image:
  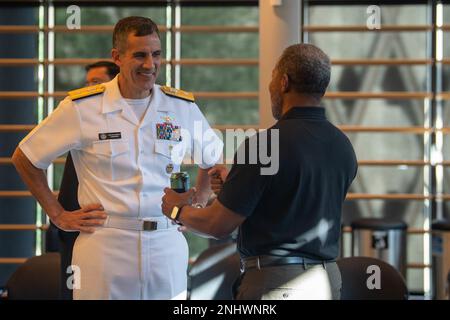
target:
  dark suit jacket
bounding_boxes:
[54,152,80,300]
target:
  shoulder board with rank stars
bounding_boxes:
[68,84,105,101]
[160,86,195,103]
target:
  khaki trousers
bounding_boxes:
[235,262,341,300]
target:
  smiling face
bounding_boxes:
[112,32,161,99]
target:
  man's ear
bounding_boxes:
[111,48,121,67]
[281,73,289,93]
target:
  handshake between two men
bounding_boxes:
[161,165,229,232]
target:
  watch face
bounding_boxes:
[170,206,179,220]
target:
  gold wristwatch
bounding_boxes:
[170,206,183,225]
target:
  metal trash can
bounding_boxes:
[351,218,407,278]
[431,220,450,300]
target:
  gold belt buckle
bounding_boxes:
[143,221,157,231]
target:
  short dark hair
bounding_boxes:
[276,43,331,100]
[113,16,160,52]
[85,61,120,79]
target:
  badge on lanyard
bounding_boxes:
[156,116,182,142]
[166,145,174,174]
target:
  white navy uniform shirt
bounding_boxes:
[19,75,223,218]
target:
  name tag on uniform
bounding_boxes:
[98,132,122,141]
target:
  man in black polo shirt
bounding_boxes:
[161,44,357,300]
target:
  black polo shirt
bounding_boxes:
[218,107,357,260]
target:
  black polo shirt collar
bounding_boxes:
[280,106,326,121]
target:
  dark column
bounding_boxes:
[0,6,38,287]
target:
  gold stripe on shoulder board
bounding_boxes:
[160,86,195,103]
[68,84,105,101]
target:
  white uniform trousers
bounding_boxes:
[71,224,188,300]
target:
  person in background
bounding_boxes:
[84,61,120,87]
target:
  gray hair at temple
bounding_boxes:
[276,43,331,100]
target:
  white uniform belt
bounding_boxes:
[103,215,175,231]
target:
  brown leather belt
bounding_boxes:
[240,255,333,272]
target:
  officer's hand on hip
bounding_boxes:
[208,165,228,195]
[161,187,196,216]
[52,203,107,233]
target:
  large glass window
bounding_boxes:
[305,1,434,295]
[0,5,40,288]
[3,1,449,297]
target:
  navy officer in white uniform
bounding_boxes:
[12,16,223,300]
